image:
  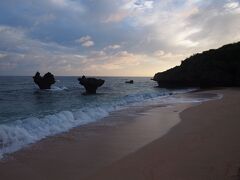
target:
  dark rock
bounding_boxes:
[33,72,56,89]
[78,76,105,94]
[125,80,134,84]
[153,42,240,88]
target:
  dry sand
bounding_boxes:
[87,88,240,180]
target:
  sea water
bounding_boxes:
[0,76,193,158]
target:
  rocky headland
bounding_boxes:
[153,42,240,88]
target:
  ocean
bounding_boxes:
[0,76,194,158]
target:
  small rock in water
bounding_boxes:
[125,80,134,84]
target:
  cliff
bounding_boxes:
[153,42,240,88]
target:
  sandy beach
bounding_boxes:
[87,88,240,180]
[0,89,239,180]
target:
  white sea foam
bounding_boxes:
[153,92,223,104]
[0,107,111,158]
[50,86,68,91]
[0,88,220,159]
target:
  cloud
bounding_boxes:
[104,44,121,50]
[185,0,240,50]
[0,0,240,76]
[109,44,121,49]
[77,36,91,43]
[103,0,154,23]
[153,50,165,57]
[81,41,94,47]
[224,0,239,9]
[49,0,85,12]
[82,50,149,76]
[0,53,7,59]
[153,50,187,62]
[0,25,86,75]
[75,35,95,47]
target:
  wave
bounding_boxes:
[0,88,197,159]
[50,86,68,91]
[0,107,111,159]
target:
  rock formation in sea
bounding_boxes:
[33,72,56,89]
[78,76,105,94]
[125,80,134,84]
[153,42,240,88]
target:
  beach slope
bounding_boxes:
[88,88,240,180]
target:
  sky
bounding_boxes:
[0,0,240,76]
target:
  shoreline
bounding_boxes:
[0,87,195,159]
[0,90,221,179]
[87,88,240,180]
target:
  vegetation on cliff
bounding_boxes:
[153,42,240,87]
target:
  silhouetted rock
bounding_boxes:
[33,72,56,89]
[153,42,240,88]
[125,80,134,84]
[78,76,105,94]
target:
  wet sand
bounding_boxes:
[87,88,240,180]
[0,90,226,180]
